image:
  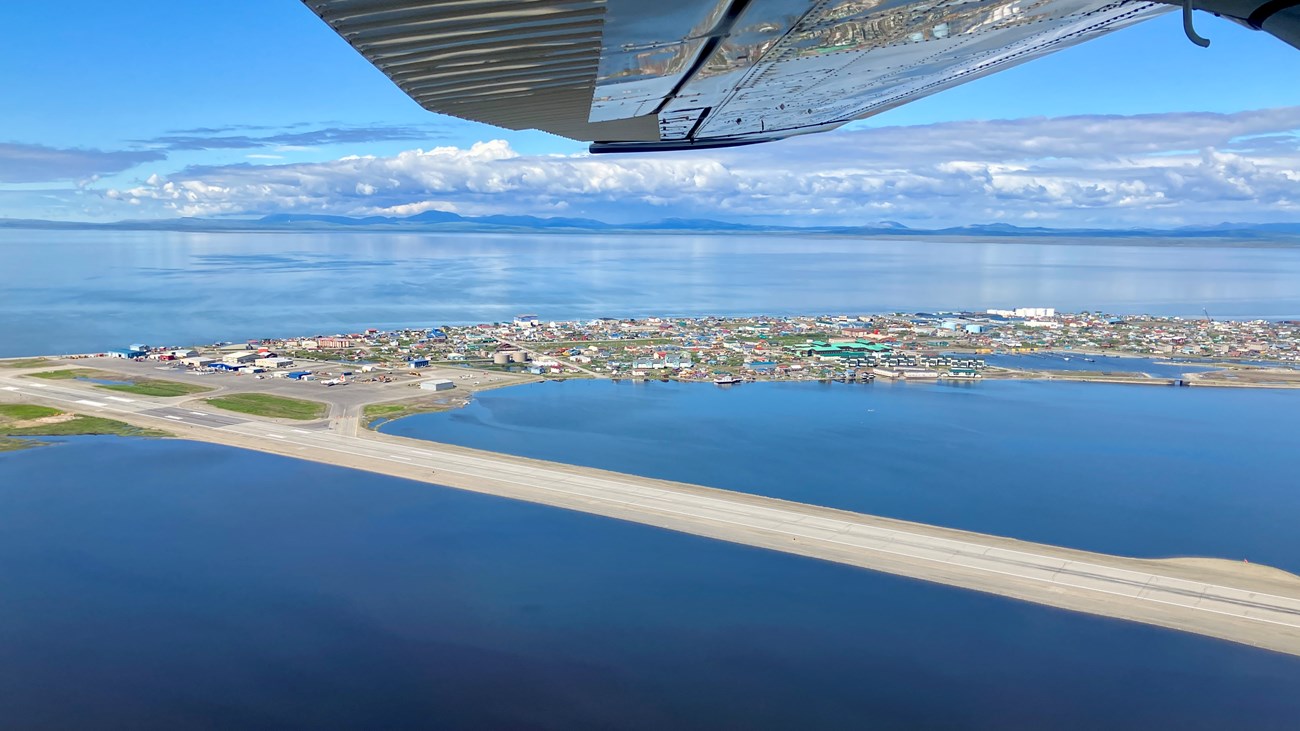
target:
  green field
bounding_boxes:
[99,380,211,397]
[204,393,327,420]
[0,403,169,451]
[0,358,50,369]
[26,368,211,396]
[363,403,408,420]
[362,401,452,428]
[0,404,61,420]
[27,368,92,379]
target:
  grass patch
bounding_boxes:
[25,368,211,396]
[364,403,408,419]
[205,393,327,420]
[99,380,211,397]
[0,404,169,451]
[540,371,594,380]
[0,404,61,420]
[362,401,454,428]
[26,368,93,379]
[0,358,50,369]
[1,415,169,438]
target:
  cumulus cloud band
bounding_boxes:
[101,107,1300,226]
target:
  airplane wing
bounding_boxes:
[302,0,1299,153]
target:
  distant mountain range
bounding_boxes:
[4,211,1300,240]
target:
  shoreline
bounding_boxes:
[6,351,1300,446]
[4,374,1300,658]
[367,365,1300,433]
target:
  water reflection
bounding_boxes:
[2,229,1299,356]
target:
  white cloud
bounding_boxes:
[100,107,1300,227]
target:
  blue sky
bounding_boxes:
[2,2,1297,226]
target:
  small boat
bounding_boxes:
[713,375,744,385]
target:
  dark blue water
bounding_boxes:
[981,353,1224,377]
[383,379,1300,572]
[6,229,1300,727]
[5,229,1300,356]
[2,437,1299,729]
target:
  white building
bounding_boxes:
[255,356,293,369]
[419,379,456,391]
[1014,307,1056,318]
[222,352,258,364]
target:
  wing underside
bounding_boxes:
[303,0,1174,150]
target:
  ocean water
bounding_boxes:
[2,436,1299,730]
[382,379,1300,572]
[5,229,1300,727]
[5,228,1300,356]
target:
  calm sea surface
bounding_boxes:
[382,379,1300,572]
[3,436,1299,730]
[4,228,1300,356]
[4,229,1300,727]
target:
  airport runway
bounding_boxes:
[5,373,1300,657]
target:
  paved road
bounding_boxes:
[5,372,1300,657]
[140,406,247,428]
[495,337,605,378]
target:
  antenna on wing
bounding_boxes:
[1183,0,1212,47]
